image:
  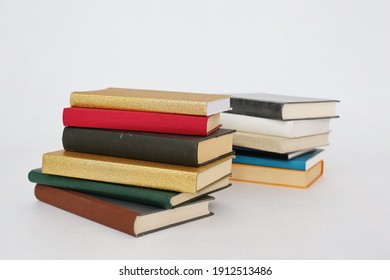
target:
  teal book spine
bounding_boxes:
[233,149,324,170]
[28,168,175,209]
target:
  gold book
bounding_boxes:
[42,150,233,194]
[70,88,231,116]
[231,160,324,189]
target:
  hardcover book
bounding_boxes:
[29,168,231,209]
[70,87,231,116]
[34,184,214,237]
[62,127,235,167]
[233,146,315,160]
[233,132,329,154]
[231,161,324,188]
[233,149,324,171]
[42,150,233,194]
[228,93,339,120]
[221,112,330,138]
[63,107,221,136]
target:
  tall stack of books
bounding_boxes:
[221,93,339,188]
[28,88,235,237]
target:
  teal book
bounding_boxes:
[28,168,231,209]
[233,149,324,171]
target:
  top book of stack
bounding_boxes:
[228,93,339,120]
[70,88,231,116]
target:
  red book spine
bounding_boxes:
[63,107,214,135]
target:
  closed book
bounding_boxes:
[29,168,231,209]
[233,132,329,154]
[70,87,231,116]
[63,107,221,136]
[229,93,339,120]
[233,149,324,171]
[62,127,235,167]
[233,146,315,160]
[221,112,330,138]
[42,150,233,194]
[231,160,324,189]
[34,184,214,237]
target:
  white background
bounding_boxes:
[0,0,389,259]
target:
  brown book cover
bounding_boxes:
[34,184,214,237]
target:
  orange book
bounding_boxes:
[231,160,324,189]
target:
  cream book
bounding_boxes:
[42,150,233,194]
[231,160,324,189]
[233,132,329,153]
[70,87,231,116]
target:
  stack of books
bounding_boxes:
[28,88,235,237]
[221,93,339,188]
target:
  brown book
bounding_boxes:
[34,184,214,237]
[231,160,324,189]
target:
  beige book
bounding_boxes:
[70,87,231,116]
[233,132,329,153]
[231,161,324,189]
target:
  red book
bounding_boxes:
[63,107,221,136]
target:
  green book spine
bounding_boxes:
[28,168,175,209]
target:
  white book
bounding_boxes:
[221,113,330,138]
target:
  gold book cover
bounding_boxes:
[70,87,231,116]
[42,150,233,193]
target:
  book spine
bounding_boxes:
[70,93,208,116]
[28,169,174,209]
[62,127,200,166]
[63,108,209,136]
[34,184,138,236]
[230,98,284,119]
[42,152,198,193]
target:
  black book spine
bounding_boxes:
[229,97,284,119]
[62,127,199,166]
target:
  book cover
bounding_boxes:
[70,87,231,116]
[42,150,233,193]
[63,107,221,136]
[233,149,324,171]
[62,127,235,167]
[221,112,330,138]
[29,168,231,209]
[228,93,339,120]
[231,160,324,188]
[233,132,329,153]
[34,184,214,237]
[233,146,315,160]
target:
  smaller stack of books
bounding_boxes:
[221,93,339,188]
[29,88,235,236]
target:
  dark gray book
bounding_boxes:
[62,127,235,167]
[228,93,339,120]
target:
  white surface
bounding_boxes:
[0,0,389,259]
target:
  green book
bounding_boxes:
[28,168,231,209]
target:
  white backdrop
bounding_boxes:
[0,0,389,259]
